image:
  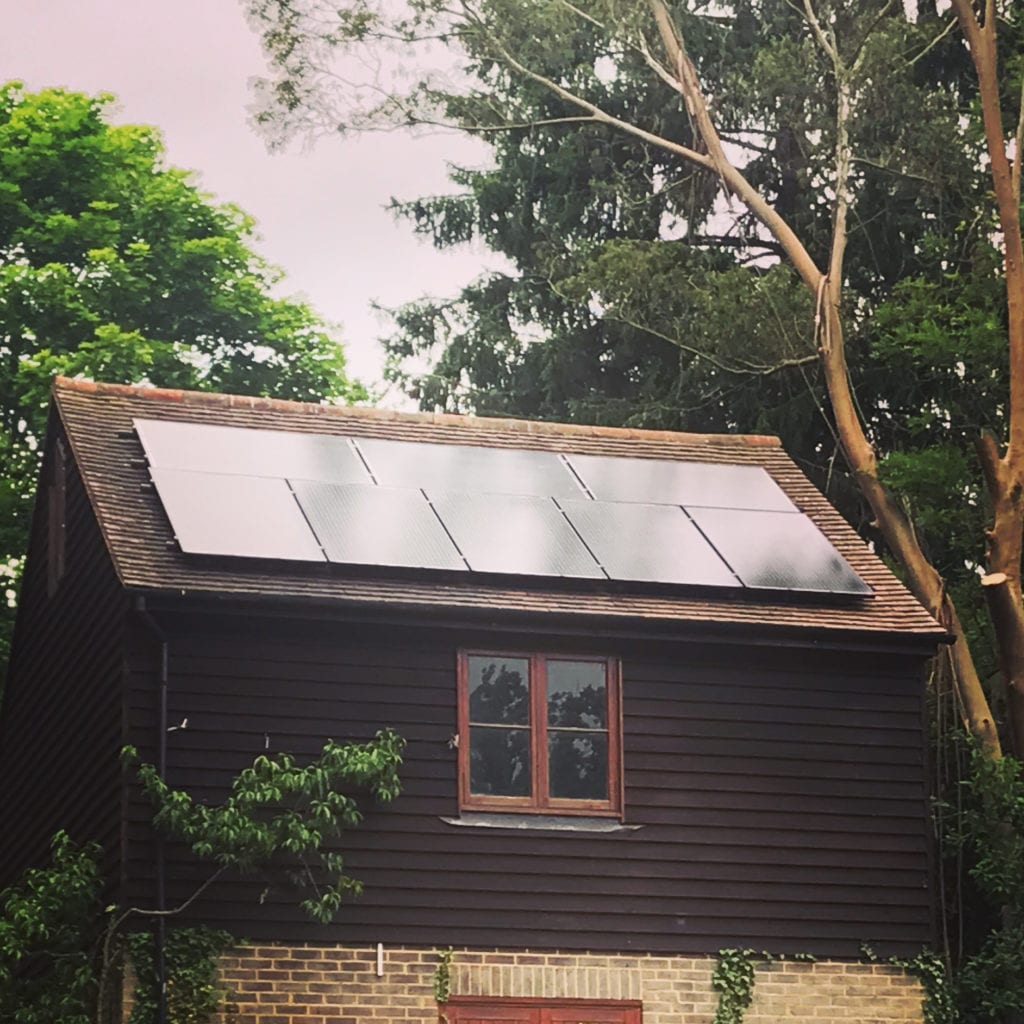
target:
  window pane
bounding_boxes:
[469,727,531,796]
[548,731,608,800]
[468,656,530,725]
[547,661,607,728]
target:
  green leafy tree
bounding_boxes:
[0,831,99,1024]
[950,747,1024,1023]
[0,731,404,1023]
[0,82,366,669]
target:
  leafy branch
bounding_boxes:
[1,732,405,1023]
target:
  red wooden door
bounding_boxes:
[547,1008,641,1024]
[446,1007,534,1024]
[444,1000,641,1024]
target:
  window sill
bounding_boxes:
[441,812,642,833]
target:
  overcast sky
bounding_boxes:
[3,0,496,397]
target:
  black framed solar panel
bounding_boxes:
[148,468,325,561]
[686,506,871,595]
[134,418,370,484]
[567,453,796,512]
[357,437,585,499]
[138,415,871,597]
[560,498,739,587]
[290,480,466,571]
[428,491,604,578]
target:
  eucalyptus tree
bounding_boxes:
[244,0,1018,756]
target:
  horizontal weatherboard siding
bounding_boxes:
[0,427,127,891]
[123,609,931,958]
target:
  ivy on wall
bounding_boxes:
[711,949,757,1024]
[126,927,235,1024]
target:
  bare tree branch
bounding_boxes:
[469,13,717,173]
[600,313,818,377]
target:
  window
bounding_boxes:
[444,998,640,1023]
[457,651,622,816]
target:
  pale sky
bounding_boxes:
[2,0,497,396]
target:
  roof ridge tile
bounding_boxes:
[52,376,781,448]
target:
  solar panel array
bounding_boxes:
[135,418,872,597]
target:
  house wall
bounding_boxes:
[124,606,933,959]
[0,419,128,888]
[208,943,924,1024]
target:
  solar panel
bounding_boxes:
[567,453,795,511]
[357,437,584,499]
[149,468,325,561]
[135,419,370,484]
[136,415,870,600]
[428,491,603,578]
[290,480,466,571]
[686,507,871,595]
[561,499,738,587]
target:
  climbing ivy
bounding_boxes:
[433,946,454,1003]
[710,948,757,1024]
[862,945,955,1024]
[897,951,956,1024]
[126,927,235,1024]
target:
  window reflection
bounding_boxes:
[467,656,531,797]
[547,660,606,728]
[548,732,608,800]
[469,726,531,796]
[547,661,608,799]
[468,656,529,725]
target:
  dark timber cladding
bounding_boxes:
[0,417,128,890]
[123,607,932,958]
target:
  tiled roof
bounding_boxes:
[53,377,946,642]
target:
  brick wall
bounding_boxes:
[211,945,924,1024]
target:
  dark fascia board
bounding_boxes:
[131,585,951,659]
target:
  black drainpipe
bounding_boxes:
[134,597,169,1024]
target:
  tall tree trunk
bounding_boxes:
[649,0,1003,757]
[953,0,1024,759]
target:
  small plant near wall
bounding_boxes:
[0,730,405,1023]
[0,831,99,1024]
[126,927,235,1024]
[710,948,757,1024]
[434,946,455,1003]
[710,949,820,1024]
[862,945,955,1024]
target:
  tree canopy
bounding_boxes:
[244,1,994,553]
[0,83,365,664]
[377,2,977,437]
[241,0,1015,740]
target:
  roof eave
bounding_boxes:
[129,583,951,655]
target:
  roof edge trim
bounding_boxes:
[130,585,952,650]
[52,376,782,448]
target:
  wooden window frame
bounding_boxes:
[442,996,642,1023]
[457,649,623,818]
